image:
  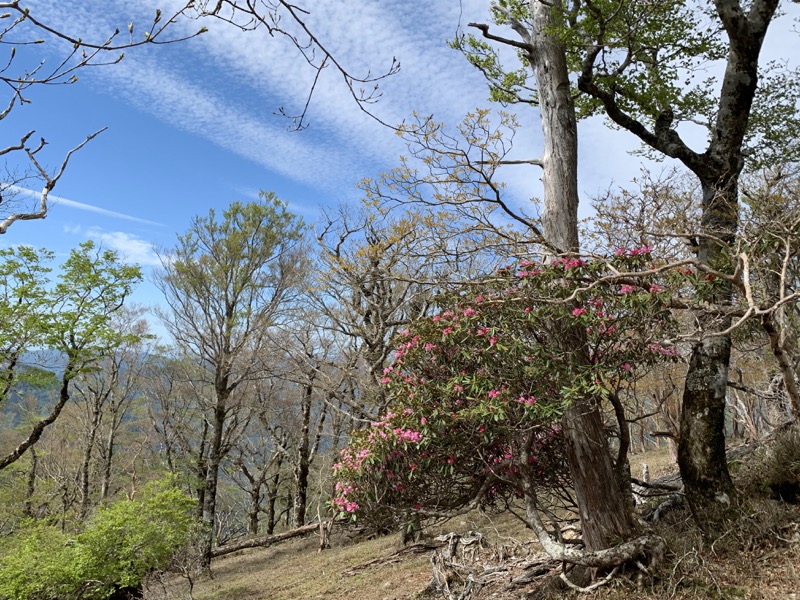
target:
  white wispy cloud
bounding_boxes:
[21,0,502,199]
[6,186,164,226]
[66,225,161,266]
[27,0,796,223]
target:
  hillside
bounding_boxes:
[145,503,800,600]
[144,444,800,600]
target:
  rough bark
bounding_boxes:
[266,459,283,535]
[528,0,579,256]
[247,485,261,536]
[293,382,314,527]
[79,405,102,518]
[200,388,228,571]
[100,422,115,501]
[195,420,209,521]
[526,0,634,550]
[24,448,37,518]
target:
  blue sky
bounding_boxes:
[1,0,798,324]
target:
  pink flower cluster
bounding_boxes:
[332,447,371,472]
[647,343,681,357]
[615,245,653,257]
[332,482,360,513]
[554,257,586,270]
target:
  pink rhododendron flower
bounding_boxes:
[630,244,653,256]
[572,307,587,317]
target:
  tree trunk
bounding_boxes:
[248,485,261,536]
[100,422,115,501]
[678,179,738,526]
[293,382,313,527]
[195,420,209,521]
[79,403,102,518]
[210,522,321,558]
[24,448,37,518]
[266,461,282,535]
[527,0,634,550]
[200,394,228,571]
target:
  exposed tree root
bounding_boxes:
[424,530,666,599]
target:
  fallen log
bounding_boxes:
[211,522,323,558]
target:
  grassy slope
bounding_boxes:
[150,444,800,600]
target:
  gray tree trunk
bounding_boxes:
[528,0,634,551]
[200,391,228,571]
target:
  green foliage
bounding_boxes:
[162,192,306,355]
[0,524,75,600]
[456,1,799,167]
[50,241,143,370]
[0,479,197,600]
[75,479,197,596]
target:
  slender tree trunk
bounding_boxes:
[200,393,228,571]
[266,459,283,535]
[79,403,102,518]
[248,485,261,536]
[293,383,313,527]
[195,420,209,520]
[24,448,37,518]
[527,0,634,550]
[760,256,800,416]
[100,422,116,501]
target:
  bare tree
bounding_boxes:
[0,2,204,232]
[71,308,153,516]
[156,193,306,570]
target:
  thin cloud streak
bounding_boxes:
[7,186,164,226]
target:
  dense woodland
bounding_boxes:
[1,1,800,599]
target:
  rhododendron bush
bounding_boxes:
[333,249,681,530]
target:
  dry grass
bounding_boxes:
[150,533,431,600]
[629,444,676,480]
[147,445,800,600]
